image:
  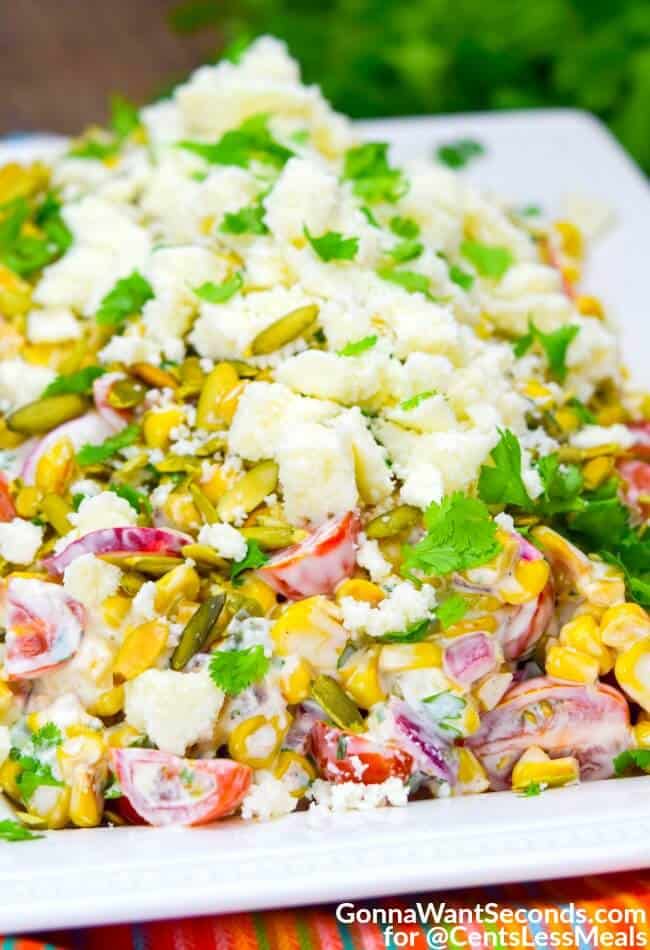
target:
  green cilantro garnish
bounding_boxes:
[43,365,105,398]
[109,94,140,139]
[567,397,596,425]
[519,781,544,797]
[436,593,469,629]
[400,390,436,411]
[514,319,580,383]
[96,271,154,327]
[103,777,122,799]
[478,428,533,509]
[290,129,310,146]
[338,335,378,357]
[304,226,359,262]
[461,239,513,279]
[436,139,485,169]
[388,239,423,264]
[377,267,431,297]
[76,423,140,466]
[9,751,64,803]
[110,482,152,516]
[449,263,474,291]
[220,33,253,64]
[0,194,71,277]
[613,748,650,776]
[360,205,380,227]
[535,453,584,516]
[31,722,63,750]
[34,192,73,256]
[342,142,407,204]
[230,539,269,585]
[402,492,502,578]
[519,205,542,217]
[220,197,269,235]
[209,644,270,695]
[69,140,119,161]
[194,272,243,303]
[0,820,43,842]
[375,618,433,643]
[422,691,466,736]
[180,113,293,169]
[389,216,420,239]
[71,492,86,511]
[69,94,139,161]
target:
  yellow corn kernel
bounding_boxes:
[273,750,316,796]
[379,642,442,674]
[0,417,26,448]
[634,721,650,749]
[443,615,498,639]
[336,578,385,606]
[196,363,243,429]
[228,715,285,768]
[559,614,613,675]
[600,603,650,651]
[0,263,32,317]
[511,746,579,790]
[278,657,313,704]
[545,643,599,684]
[339,647,386,709]
[474,316,493,340]
[455,747,489,795]
[102,594,131,629]
[69,769,104,828]
[0,757,22,801]
[154,563,200,615]
[237,575,277,615]
[200,465,237,503]
[87,684,124,718]
[597,404,627,426]
[561,262,581,286]
[142,406,185,449]
[615,637,650,711]
[106,723,141,748]
[0,680,15,722]
[576,294,604,318]
[14,485,41,519]
[582,455,615,491]
[112,620,169,683]
[271,596,346,671]
[501,558,550,605]
[555,220,583,259]
[34,436,75,495]
[162,491,201,532]
[554,407,580,434]
[476,672,513,711]
[28,785,71,830]
[522,379,554,407]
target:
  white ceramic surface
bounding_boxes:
[1,111,649,934]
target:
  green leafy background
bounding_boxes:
[167,0,650,174]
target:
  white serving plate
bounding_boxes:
[1,110,650,934]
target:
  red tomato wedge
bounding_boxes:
[309,720,413,785]
[466,676,632,790]
[259,511,360,599]
[43,526,191,576]
[0,474,15,522]
[617,459,650,519]
[626,421,650,460]
[110,749,252,827]
[5,577,84,679]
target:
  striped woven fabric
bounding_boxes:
[6,870,650,949]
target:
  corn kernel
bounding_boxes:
[522,380,554,407]
[336,578,385,606]
[476,672,513,711]
[35,437,75,495]
[278,657,313,704]
[142,406,185,449]
[582,455,615,491]
[576,294,604,319]
[271,597,345,671]
[102,595,131,629]
[561,262,581,286]
[443,615,498,639]
[69,770,103,828]
[0,757,22,801]
[14,485,41,519]
[511,746,579,790]
[615,637,650,711]
[30,785,71,830]
[200,465,236,503]
[339,647,385,709]
[455,747,489,795]
[545,643,599,684]
[559,614,613,675]
[379,642,442,673]
[500,558,550,605]
[0,680,15,722]
[237,576,277,615]
[162,491,201,532]
[112,620,169,683]
[154,563,200,614]
[0,262,32,317]
[634,721,650,749]
[554,407,580,434]
[555,220,583,259]
[87,684,124,718]
[228,715,285,768]
[600,603,650,651]
[106,723,141,748]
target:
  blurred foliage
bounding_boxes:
[168,0,650,172]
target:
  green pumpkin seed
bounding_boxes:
[189,484,219,524]
[40,494,73,535]
[250,305,319,355]
[311,674,363,731]
[227,360,259,378]
[100,554,184,576]
[181,543,227,569]
[154,455,201,474]
[176,357,205,398]
[120,571,146,595]
[225,592,265,618]
[366,505,420,539]
[106,379,146,410]
[194,436,227,457]
[217,460,278,523]
[241,524,295,549]
[171,593,225,670]
[7,394,88,435]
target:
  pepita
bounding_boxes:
[106,378,146,410]
[131,362,178,389]
[227,360,259,378]
[196,362,242,430]
[366,505,420,539]
[217,460,278,523]
[189,483,219,524]
[154,455,201,474]
[40,494,73,535]
[250,304,319,355]
[241,524,295,549]
[99,554,184,576]
[7,394,88,435]
[170,593,225,670]
[181,543,228,570]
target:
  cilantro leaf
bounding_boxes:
[338,335,377,357]
[388,239,423,264]
[519,782,544,797]
[567,397,596,425]
[570,495,630,550]
[390,216,419,239]
[535,453,583,516]
[461,239,513,279]
[96,271,154,327]
[304,226,358,262]
[0,820,43,842]
[31,722,63,750]
[110,482,152,516]
[402,492,502,578]
[422,691,466,736]
[194,272,243,303]
[613,748,650,776]
[449,263,474,291]
[514,319,580,383]
[69,139,119,161]
[208,644,270,695]
[342,142,407,204]
[0,194,71,277]
[436,593,469,629]
[230,539,269,585]
[180,113,293,169]
[478,429,532,509]
[43,365,105,397]
[76,424,140,466]
[110,94,140,139]
[377,267,431,297]
[519,205,542,217]
[375,618,433,643]
[400,390,436,411]
[436,139,485,169]
[34,192,73,256]
[220,198,268,235]
[13,755,64,803]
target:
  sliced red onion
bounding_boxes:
[388,698,457,785]
[21,411,115,485]
[283,701,326,755]
[443,631,498,687]
[93,372,130,431]
[43,525,191,575]
[499,580,554,661]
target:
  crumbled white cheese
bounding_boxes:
[240,770,298,821]
[571,423,634,450]
[27,307,81,343]
[340,581,436,639]
[308,777,408,814]
[355,533,392,582]
[124,669,224,755]
[129,581,158,623]
[0,359,55,411]
[68,491,139,537]
[198,522,247,561]
[63,553,122,608]
[0,725,10,767]
[0,518,43,565]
